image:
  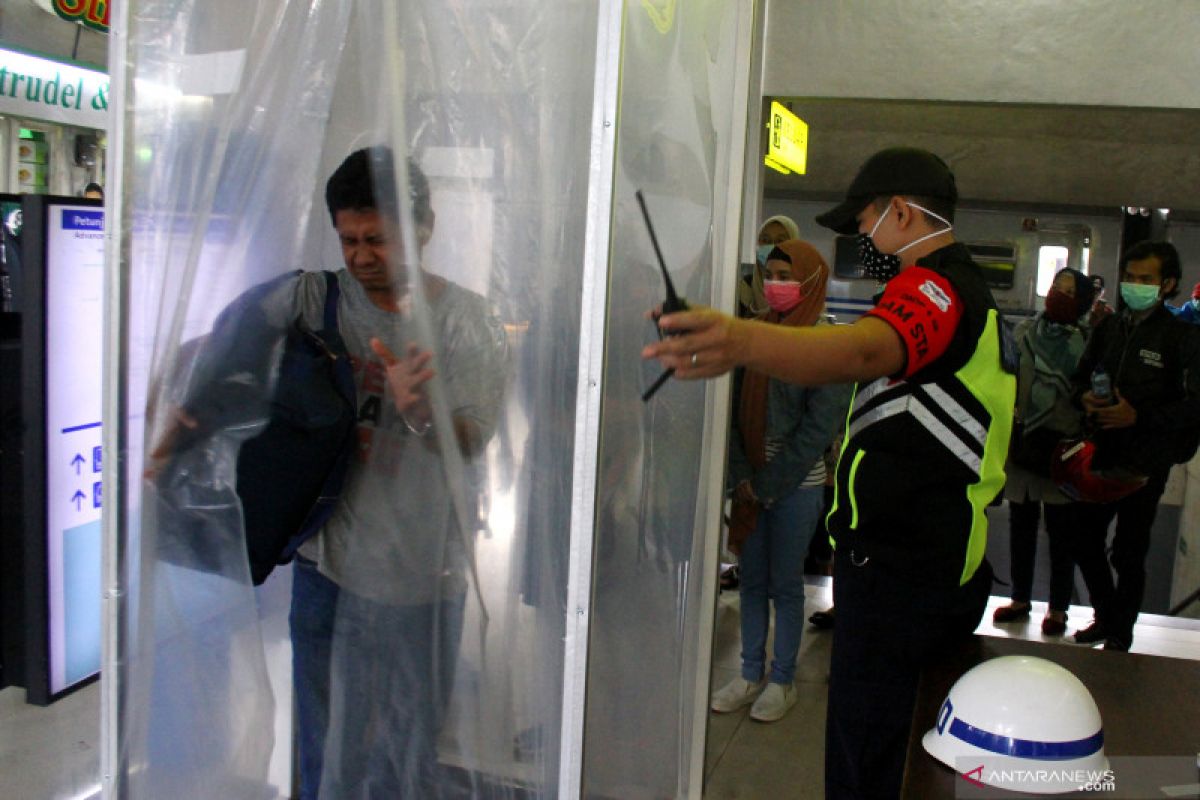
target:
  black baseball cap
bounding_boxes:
[815,147,958,235]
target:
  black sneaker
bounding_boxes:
[1102,636,1131,652]
[992,602,1032,624]
[720,566,740,591]
[809,609,835,630]
[1072,621,1106,645]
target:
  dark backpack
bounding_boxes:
[156,271,356,584]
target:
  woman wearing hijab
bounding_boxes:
[712,239,851,722]
[993,268,1095,635]
[737,215,801,318]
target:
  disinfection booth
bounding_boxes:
[101,1,761,797]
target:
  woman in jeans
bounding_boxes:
[711,239,850,722]
[993,267,1094,635]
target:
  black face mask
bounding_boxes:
[856,233,901,281]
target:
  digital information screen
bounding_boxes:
[43,205,104,696]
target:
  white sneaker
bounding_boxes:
[710,677,765,713]
[750,681,797,722]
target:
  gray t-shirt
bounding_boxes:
[280,269,508,604]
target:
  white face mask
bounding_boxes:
[867,204,891,241]
[893,201,953,255]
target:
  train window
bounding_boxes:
[1037,245,1069,296]
[835,236,1018,289]
[966,242,1016,290]
[832,235,865,279]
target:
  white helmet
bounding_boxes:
[922,655,1110,795]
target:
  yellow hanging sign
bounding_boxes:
[764,101,808,176]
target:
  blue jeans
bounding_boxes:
[739,485,822,685]
[320,588,465,799]
[290,556,340,800]
[291,556,466,799]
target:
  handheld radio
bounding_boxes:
[636,189,689,402]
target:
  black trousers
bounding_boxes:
[1007,499,1075,611]
[824,548,991,799]
[1070,467,1169,644]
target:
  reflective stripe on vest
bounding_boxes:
[828,309,1016,585]
[847,383,988,475]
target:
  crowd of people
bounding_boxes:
[648,147,1200,797]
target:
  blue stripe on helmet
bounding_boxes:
[949,718,1104,760]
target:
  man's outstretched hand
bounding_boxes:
[641,306,745,379]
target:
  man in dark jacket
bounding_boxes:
[1070,240,1200,651]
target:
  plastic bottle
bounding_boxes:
[1091,365,1112,404]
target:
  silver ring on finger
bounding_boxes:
[690,353,699,368]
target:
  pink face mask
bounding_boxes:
[763,279,803,313]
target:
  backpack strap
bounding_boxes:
[322,270,340,331]
[276,271,356,566]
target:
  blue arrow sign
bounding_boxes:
[71,490,86,511]
[71,453,85,475]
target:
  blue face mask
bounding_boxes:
[756,243,775,266]
[1119,281,1160,311]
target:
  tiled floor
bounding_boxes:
[703,586,831,799]
[0,680,100,800]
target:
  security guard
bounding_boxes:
[643,148,1015,798]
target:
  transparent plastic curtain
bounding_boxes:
[115,0,599,799]
[581,2,743,797]
[307,2,598,797]
[116,1,353,797]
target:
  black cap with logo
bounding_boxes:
[815,147,958,235]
